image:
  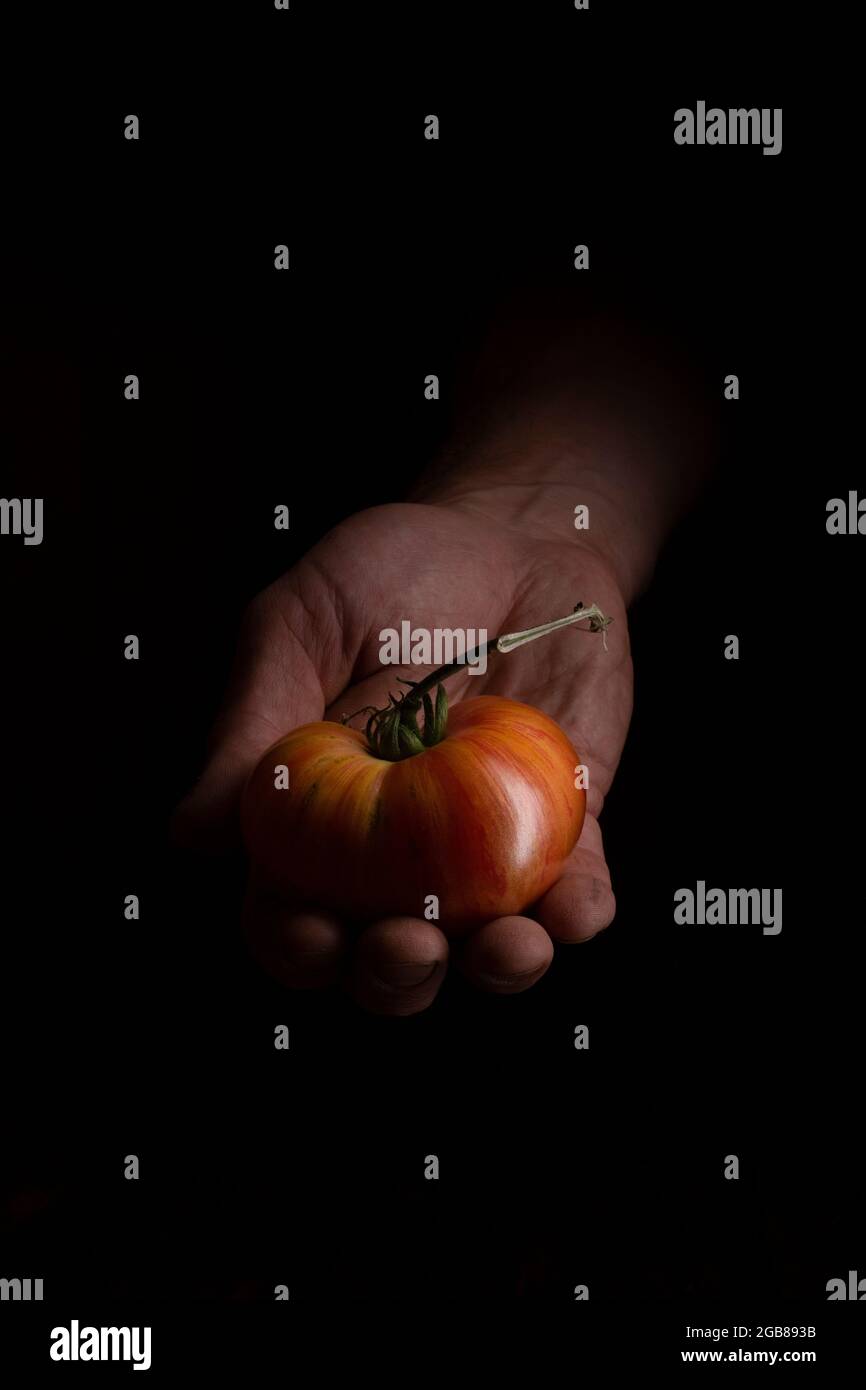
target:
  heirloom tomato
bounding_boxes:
[240,694,584,934]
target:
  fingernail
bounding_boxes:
[373,961,440,988]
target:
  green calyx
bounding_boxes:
[339,600,614,764]
[345,680,449,762]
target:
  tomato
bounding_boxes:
[240,694,585,933]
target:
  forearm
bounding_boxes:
[412,292,715,604]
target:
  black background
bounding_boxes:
[2,0,863,1353]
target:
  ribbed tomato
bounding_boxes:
[240,694,585,933]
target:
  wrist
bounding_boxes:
[413,439,667,606]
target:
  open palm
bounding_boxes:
[172,500,633,1014]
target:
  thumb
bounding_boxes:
[170,592,325,852]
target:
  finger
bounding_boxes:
[350,917,449,1017]
[242,879,348,989]
[456,915,554,994]
[171,591,324,851]
[533,812,616,943]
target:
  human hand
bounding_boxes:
[171,493,632,1014]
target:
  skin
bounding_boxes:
[172,297,712,1014]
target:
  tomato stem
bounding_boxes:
[343,601,612,761]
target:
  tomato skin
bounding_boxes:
[240,695,585,934]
